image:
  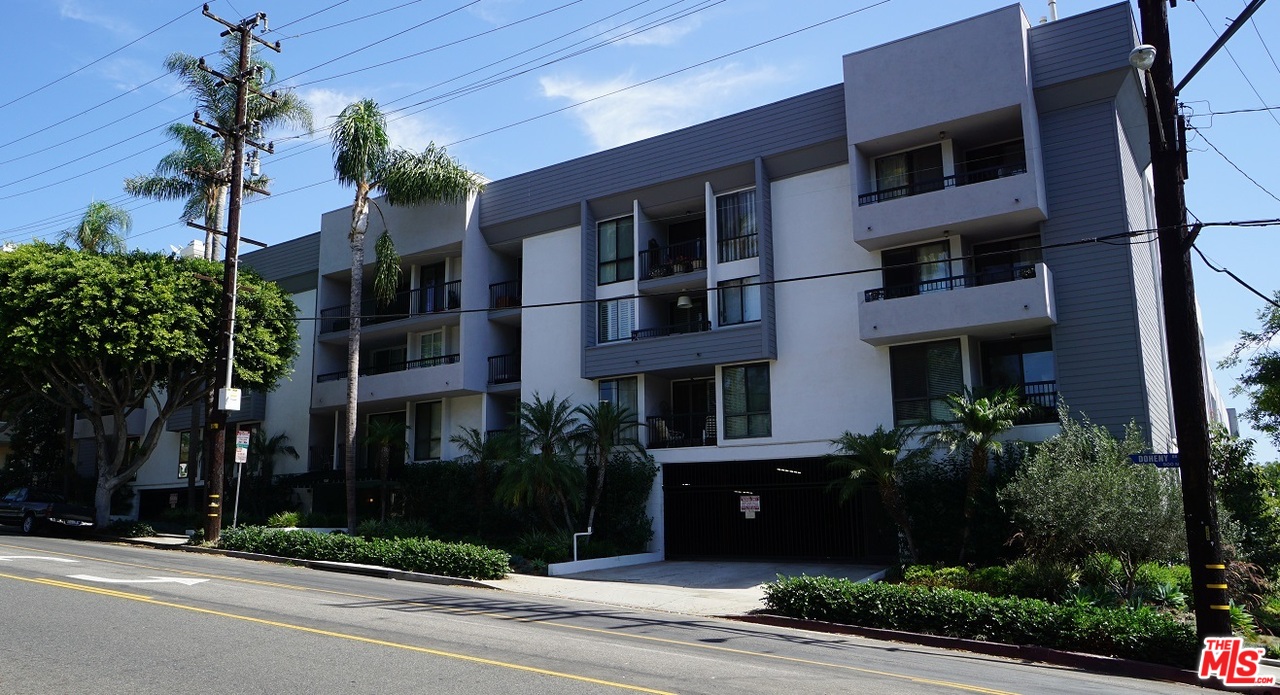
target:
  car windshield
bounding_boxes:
[28,490,68,503]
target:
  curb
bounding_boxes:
[725,614,1236,692]
[121,539,498,590]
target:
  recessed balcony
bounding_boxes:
[859,262,1056,346]
[319,280,461,334]
[646,413,716,449]
[311,354,464,409]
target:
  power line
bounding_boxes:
[1192,243,1280,309]
[1193,128,1280,203]
[1243,0,1280,77]
[1204,104,1280,115]
[280,0,429,39]
[1192,1,1280,131]
[267,0,355,34]
[0,2,204,112]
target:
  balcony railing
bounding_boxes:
[858,162,1028,206]
[488,353,520,385]
[640,239,706,279]
[718,233,758,263]
[316,353,460,383]
[864,264,1037,302]
[894,380,1057,427]
[489,280,521,309]
[320,280,461,333]
[647,413,716,449]
[631,320,712,341]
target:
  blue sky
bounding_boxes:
[1,0,1277,459]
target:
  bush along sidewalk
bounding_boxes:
[763,575,1198,668]
[217,526,509,580]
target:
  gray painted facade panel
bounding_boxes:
[1028,3,1135,88]
[1038,98,1147,437]
[757,158,778,360]
[581,202,597,350]
[583,324,768,380]
[165,391,268,432]
[480,85,846,228]
[241,232,320,288]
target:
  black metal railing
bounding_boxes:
[488,353,520,385]
[858,162,1028,206]
[646,413,716,449]
[640,239,707,279]
[864,264,1037,302]
[320,280,461,333]
[631,320,712,341]
[489,280,521,309]
[315,353,460,383]
[717,233,758,263]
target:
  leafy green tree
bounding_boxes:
[450,426,516,534]
[160,39,312,259]
[1001,408,1184,594]
[573,401,643,533]
[1,395,69,493]
[1222,293,1280,450]
[0,244,299,526]
[61,200,130,254]
[829,425,931,563]
[929,387,1030,562]
[497,393,583,532]
[364,417,409,522]
[329,98,483,533]
[1210,425,1280,572]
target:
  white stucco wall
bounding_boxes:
[520,226,595,406]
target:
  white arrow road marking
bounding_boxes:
[67,574,208,586]
[0,556,79,563]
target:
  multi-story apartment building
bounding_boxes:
[127,2,1226,559]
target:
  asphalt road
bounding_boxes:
[0,531,1213,695]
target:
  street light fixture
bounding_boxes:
[1128,44,1157,71]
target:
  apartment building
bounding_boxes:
[128,2,1226,559]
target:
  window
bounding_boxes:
[716,189,757,262]
[599,377,639,439]
[723,363,771,439]
[881,241,952,297]
[981,336,1056,411]
[178,431,191,478]
[890,340,963,426]
[597,298,635,343]
[717,276,761,326]
[972,236,1041,285]
[598,217,635,285]
[413,402,442,461]
[874,144,944,198]
[962,139,1026,182]
[369,344,407,374]
[419,330,444,363]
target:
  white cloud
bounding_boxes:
[538,63,784,150]
[469,0,524,25]
[301,88,458,152]
[613,16,704,47]
[59,0,135,35]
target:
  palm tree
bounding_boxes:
[330,98,484,533]
[450,426,517,534]
[829,425,930,563]
[161,39,312,259]
[246,430,298,519]
[123,124,230,260]
[363,417,409,522]
[62,200,130,254]
[573,401,643,534]
[496,393,584,532]
[929,387,1031,562]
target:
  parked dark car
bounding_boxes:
[0,487,95,535]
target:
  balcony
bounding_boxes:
[858,163,1026,206]
[489,280,521,309]
[320,280,461,333]
[487,353,520,386]
[631,320,712,341]
[317,353,460,383]
[646,414,716,449]
[718,233,758,263]
[859,262,1055,346]
[640,239,707,279]
[312,354,466,409]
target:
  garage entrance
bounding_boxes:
[662,458,896,561]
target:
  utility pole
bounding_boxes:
[1135,0,1231,639]
[195,4,279,543]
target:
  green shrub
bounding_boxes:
[763,575,1198,667]
[357,518,434,540]
[266,511,303,528]
[107,520,156,538]
[510,530,571,565]
[217,527,508,580]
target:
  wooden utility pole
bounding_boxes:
[1136,0,1231,639]
[196,4,279,542]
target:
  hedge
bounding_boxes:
[763,575,1199,668]
[217,526,509,580]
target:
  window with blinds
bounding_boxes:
[597,298,635,343]
[889,339,963,426]
[598,216,635,285]
[723,362,771,439]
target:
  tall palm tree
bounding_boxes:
[62,200,131,254]
[496,393,584,532]
[363,418,409,522]
[573,401,643,533]
[330,98,484,533]
[161,38,312,259]
[829,425,930,563]
[929,387,1030,562]
[123,124,232,260]
[450,426,517,534]
[246,429,298,519]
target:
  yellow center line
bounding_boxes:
[0,542,1019,694]
[0,571,673,695]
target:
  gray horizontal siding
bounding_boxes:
[242,232,320,289]
[1029,3,1135,88]
[165,391,268,432]
[583,324,767,380]
[480,85,846,228]
[1039,99,1147,438]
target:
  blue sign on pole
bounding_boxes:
[1129,453,1180,468]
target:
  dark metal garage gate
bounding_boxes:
[662,458,896,561]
